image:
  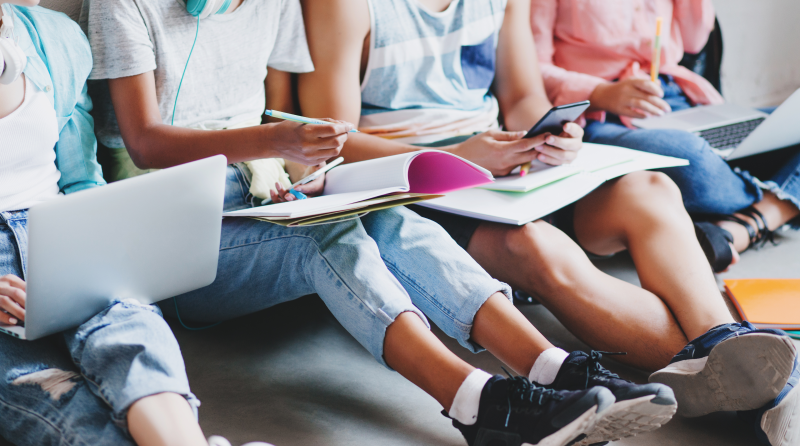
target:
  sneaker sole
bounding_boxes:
[522,404,601,446]
[761,384,800,446]
[573,394,677,446]
[649,333,796,417]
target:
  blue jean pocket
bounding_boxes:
[461,35,496,90]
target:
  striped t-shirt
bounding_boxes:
[360,0,507,144]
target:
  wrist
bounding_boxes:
[257,123,284,159]
[589,83,612,112]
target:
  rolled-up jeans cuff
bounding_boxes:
[374,306,430,371]
[457,281,512,354]
[111,391,201,433]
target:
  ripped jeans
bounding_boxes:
[0,210,198,446]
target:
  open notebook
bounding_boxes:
[724,279,800,330]
[417,144,689,225]
[223,150,493,226]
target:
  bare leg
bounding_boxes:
[127,392,208,446]
[467,172,733,372]
[716,190,800,252]
[469,218,687,371]
[383,312,475,411]
[470,293,554,376]
[572,172,734,341]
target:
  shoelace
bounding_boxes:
[501,367,564,427]
[582,351,628,389]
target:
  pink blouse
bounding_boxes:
[530,0,724,125]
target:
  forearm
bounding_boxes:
[502,94,553,133]
[122,122,282,169]
[340,133,424,163]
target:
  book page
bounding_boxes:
[324,153,416,195]
[223,188,400,218]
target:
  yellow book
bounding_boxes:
[724,279,800,330]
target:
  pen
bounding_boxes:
[264,110,359,133]
[519,162,531,177]
[261,157,345,205]
[651,17,664,83]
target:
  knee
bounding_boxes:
[503,222,584,293]
[614,171,686,217]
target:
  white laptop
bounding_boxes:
[632,88,800,160]
[0,155,227,341]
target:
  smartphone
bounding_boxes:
[524,100,591,139]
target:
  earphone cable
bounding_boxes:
[172,16,201,126]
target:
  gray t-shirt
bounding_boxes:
[83,0,314,149]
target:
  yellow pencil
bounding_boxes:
[520,162,532,177]
[651,17,664,82]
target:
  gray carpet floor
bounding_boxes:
[1,229,797,446]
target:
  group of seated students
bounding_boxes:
[1,0,798,445]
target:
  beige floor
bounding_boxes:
[1,230,797,446]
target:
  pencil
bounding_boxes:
[520,162,532,177]
[651,17,664,83]
[264,110,359,133]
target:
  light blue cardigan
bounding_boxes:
[9,4,105,194]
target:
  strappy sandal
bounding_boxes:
[695,222,735,273]
[694,206,778,273]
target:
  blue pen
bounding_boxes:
[264,110,359,133]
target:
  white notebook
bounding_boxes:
[417,144,688,226]
[223,150,493,225]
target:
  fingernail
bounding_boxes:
[546,136,555,144]
[8,318,16,325]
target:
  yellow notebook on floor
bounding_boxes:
[724,279,800,330]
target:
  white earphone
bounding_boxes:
[0,36,26,85]
[0,5,26,85]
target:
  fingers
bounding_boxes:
[308,119,356,138]
[632,78,665,98]
[629,96,669,117]
[534,144,579,164]
[561,122,584,140]
[506,133,549,152]
[0,285,26,322]
[487,129,528,142]
[270,182,297,203]
[0,274,25,292]
[293,174,324,194]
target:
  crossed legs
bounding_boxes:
[467,171,735,371]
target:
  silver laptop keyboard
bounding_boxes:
[696,118,766,150]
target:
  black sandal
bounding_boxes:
[694,222,735,273]
[695,206,779,273]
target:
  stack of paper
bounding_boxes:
[417,144,689,225]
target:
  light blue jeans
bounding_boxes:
[584,76,800,227]
[0,210,198,446]
[160,165,511,367]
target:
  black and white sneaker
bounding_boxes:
[547,351,676,445]
[447,373,615,446]
[649,322,796,417]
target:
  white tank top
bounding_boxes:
[0,76,61,212]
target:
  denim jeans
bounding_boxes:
[584,76,800,226]
[0,211,198,446]
[160,165,511,367]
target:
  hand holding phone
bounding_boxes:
[520,101,589,173]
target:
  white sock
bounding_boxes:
[529,347,569,385]
[449,369,493,426]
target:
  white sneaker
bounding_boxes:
[207,435,275,446]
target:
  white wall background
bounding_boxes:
[39,0,800,108]
[712,0,800,107]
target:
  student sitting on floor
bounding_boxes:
[529,0,800,274]
[298,0,798,442]
[0,3,261,446]
[82,0,680,445]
